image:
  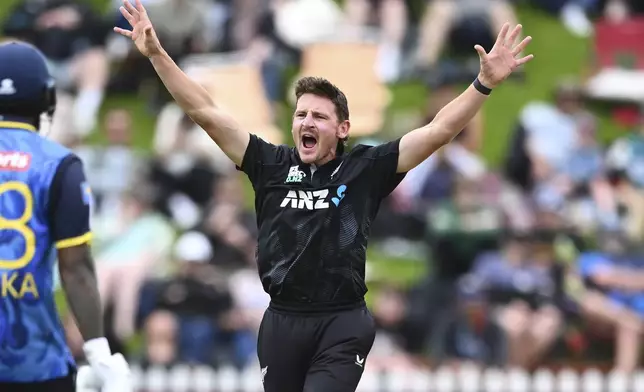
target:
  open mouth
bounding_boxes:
[302,135,317,149]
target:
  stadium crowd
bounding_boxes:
[3,0,644,379]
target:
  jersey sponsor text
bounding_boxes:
[279,186,347,210]
[0,151,31,171]
[280,189,330,210]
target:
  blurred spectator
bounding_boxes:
[200,174,258,269]
[153,102,234,175]
[253,0,343,109]
[396,85,487,207]
[600,0,644,22]
[344,0,407,83]
[532,114,618,232]
[506,79,594,192]
[272,0,344,49]
[414,0,521,74]
[395,84,533,234]
[138,231,256,367]
[110,0,213,107]
[143,0,209,56]
[3,0,110,138]
[369,286,421,370]
[461,232,565,368]
[606,118,644,189]
[93,185,175,342]
[228,268,270,335]
[150,110,221,230]
[230,0,267,51]
[530,0,594,37]
[577,230,644,372]
[604,118,644,240]
[141,310,179,367]
[73,108,146,219]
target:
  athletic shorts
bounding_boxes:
[0,371,75,392]
[257,303,376,392]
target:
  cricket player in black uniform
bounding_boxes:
[115,1,533,390]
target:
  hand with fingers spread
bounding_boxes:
[114,0,163,58]
[475,23,534,89]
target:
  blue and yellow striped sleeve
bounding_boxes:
[49,156,92,249]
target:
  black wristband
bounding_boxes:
[473,78,492,95]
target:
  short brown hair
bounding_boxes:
[294,76,349,122]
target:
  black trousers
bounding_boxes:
[258,304,376,392]
[0,371,75,392]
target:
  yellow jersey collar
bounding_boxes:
[0,121,37,132]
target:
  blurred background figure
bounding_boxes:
[344,0,407,82]
[73,108,145,220]
[460,231,565,368]
[576,230,644,372]
[3,0,110,139]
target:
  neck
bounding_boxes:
[313,147,337,166]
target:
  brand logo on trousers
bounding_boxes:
[355,355,365,367]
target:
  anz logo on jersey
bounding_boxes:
[280,185,347,210]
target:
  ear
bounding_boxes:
[337,120,350,140]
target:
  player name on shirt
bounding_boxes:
[1,273,39,299]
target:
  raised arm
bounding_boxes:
[114,0,249,166]
[397,23,533,173]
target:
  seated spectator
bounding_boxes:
[507,79,595,192]
[110,0,211,106]
[461,231,564,368]
[3,0,110,138]
[141,310,179,367]
[604,118,644,240]
[368,286,421,370]
[344,0,407,83]
[200,174,258,270]
[577,230,644,372]
[601,0,644,22]
[153,103,234,175]
[150,109,222,229]
[73,109,146,220]
[414,0,521,74]
[93,184,176,342]
[533,116,618,232]
[138,231,256,367]
[396,85,487,208]
[529,0,594,37]
[251,0,340,112]
[228,268,270,335]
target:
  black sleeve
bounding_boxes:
[48,155,92,249]
[360,138,406,199]
[237,133,289,189]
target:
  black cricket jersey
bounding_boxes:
[238,134,406,310]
